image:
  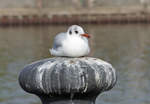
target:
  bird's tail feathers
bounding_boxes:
[49,48,62,56]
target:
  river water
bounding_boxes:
[0,24,150,104]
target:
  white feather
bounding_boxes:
[50,25,90,57]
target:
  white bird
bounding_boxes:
[50,25,90,57]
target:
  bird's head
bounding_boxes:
[67,25,90,39]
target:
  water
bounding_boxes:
[0,24,150,104]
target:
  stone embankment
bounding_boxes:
[0,7,150,25]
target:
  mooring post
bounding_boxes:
[19,57,117,104]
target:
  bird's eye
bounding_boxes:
[69,30,72,35]
[75,31,78,34]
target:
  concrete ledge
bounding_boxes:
[0,6,150,16]
[0,7,150,25]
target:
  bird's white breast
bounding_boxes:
[62,36,89,57]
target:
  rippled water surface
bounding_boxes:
[0,24,150,104]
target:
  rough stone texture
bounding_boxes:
[19,57,117,104]
[0,0,150,8]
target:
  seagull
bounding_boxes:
[50,25,90,57]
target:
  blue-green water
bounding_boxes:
[0,24,150,104]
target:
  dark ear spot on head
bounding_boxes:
[75,30,78,34]
[69,30,72,35]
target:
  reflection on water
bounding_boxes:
[0,24,150,104]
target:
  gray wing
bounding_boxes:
[52,32,66,50]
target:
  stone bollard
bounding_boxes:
[19,57,117,104]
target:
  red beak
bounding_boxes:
[81,34,90,38]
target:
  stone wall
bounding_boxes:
[0,0,36,8]
[0,0,149,9]
[43,0,150,8]
[0,0,149,25]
